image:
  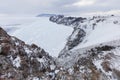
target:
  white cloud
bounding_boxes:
[73,0,96,7]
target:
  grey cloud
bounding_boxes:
[0,0,120,15]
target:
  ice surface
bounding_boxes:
[10,17,73,57]
[0,16,39,34]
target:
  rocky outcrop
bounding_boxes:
[0,27,55,80]
[49,15,86,27]
[59,28,86,58]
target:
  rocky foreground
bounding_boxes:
[0,27,55,80]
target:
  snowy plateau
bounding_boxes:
[1,10,120,80]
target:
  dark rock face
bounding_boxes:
[66,28,86,50]
[94,45,115,52]
[50,15,86,27]
[0,27,10,38]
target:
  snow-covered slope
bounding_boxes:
[75,16,120,49]
[10,17,73,57]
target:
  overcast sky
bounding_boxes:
[0,0,120,16]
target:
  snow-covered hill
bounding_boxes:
[50,14,120,57]
[75,15,120,49]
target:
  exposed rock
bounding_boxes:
[59,28,86,58]
[50,15,86,27]
[0,27,55,80]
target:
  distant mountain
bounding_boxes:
[36,13,56,17]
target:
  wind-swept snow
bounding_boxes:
[11,17,73,57]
